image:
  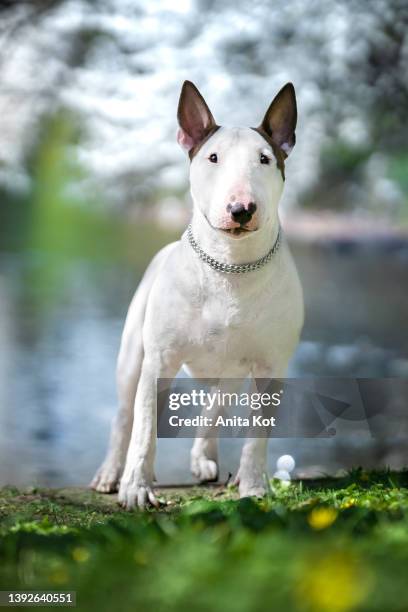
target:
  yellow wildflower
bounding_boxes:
[296,552,371,612]
[308,507,338,530]
[341,498,357,509]
[72,547,90,563]
[49,569,69,585]
[134,550,148,565]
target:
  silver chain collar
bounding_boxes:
[186,224,282,274]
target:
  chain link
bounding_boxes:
[186,224,281,273]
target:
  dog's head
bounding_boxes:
[177,81,297,238]
[177,80,297,239]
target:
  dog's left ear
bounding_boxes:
[177,81,217,153]
[259,83,297,157]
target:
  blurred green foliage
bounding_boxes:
[1,471,408,612]
[26,111,170,264]
[320,142,372,182]
[388,154,408,199]
[1,110,177,259]
[303,139,408,218]
[0,110,178,319]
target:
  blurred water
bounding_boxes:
[0,234,407,487]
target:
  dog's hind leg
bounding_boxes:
[91,298,145,493]
[91,341,142,493]
[91,243,177,493]
[190,385,219,482]
[191,436,219,483]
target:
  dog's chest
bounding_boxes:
[201,290,257,334]
[179,244,304,374]
[188,274,289,360]
[184,299,258,376]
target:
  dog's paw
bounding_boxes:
[90,462,122,493]
[235,472,266,498]
[239,483,266,498]
[118,476,158,510]
[191,456,218,482]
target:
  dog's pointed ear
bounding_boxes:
[177,81,217,152]
[259,83,297,157]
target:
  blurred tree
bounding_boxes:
[0,0,406,216]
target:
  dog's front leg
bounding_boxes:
[118,356,178,510]
[236,437,268,498]
[237,364,289,498]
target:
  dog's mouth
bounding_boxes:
[204,216,258,238]
[218,226,255,238]
[214,226,256,238]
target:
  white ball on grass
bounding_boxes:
[276,454,295,473]
[273,469,291,482]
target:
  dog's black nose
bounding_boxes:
[227,202,257,225]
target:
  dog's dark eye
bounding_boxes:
[260,154,270,165]
[209,153,218,163]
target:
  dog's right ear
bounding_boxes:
[177,81,217,153]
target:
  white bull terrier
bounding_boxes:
[91,81,304,509]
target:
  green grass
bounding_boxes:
[1,470,408,612]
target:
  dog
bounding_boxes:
[91,81,304,509]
